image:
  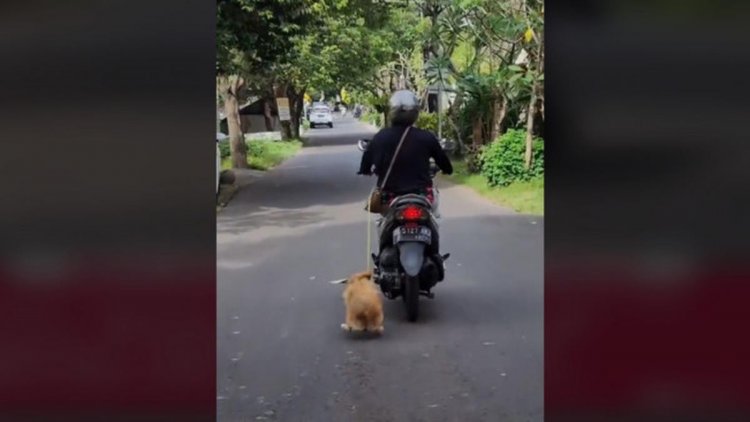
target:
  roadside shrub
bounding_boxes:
[415,112,452,136]
[415,112,438,133]
[246,139,302,171]
[218,140,231,159]
[246,139,267,158]
[464,144,485,174]
[219,138,265,159]
[219,138,302,170]
[480,129,544,186]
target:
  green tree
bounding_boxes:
[216,0,316,165]
[278,1,407,132]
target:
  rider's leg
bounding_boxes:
[424,188,445,280]
[432,188,441,218]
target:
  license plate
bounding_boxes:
[393,226,431,244]
[317,114,325,118]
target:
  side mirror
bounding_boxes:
[357,139,370,152]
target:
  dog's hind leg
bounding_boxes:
[341,311,355,331]
[343,313,365,332]
[366,309,384,335]
[348,313,367,332]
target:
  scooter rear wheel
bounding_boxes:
[403,275,419,322]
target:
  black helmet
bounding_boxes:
[388,90,420,126]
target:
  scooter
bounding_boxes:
[356,138,455,321]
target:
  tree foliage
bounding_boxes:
[216,0,544,170]
[217,0,317,77]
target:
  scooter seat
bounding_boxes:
[389,194,432,210]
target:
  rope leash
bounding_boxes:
[366,192,372,270]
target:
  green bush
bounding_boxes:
[247,139,267,158]
[465,144,485,174]
[415,112,439,133]
[414,112,451,136]
[220,139,302,171]
[219,138,284,160]
[218,140,231,159]
[480,129,544,187]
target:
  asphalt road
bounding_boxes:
[217,116,543,422]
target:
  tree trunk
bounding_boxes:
[221,76,248,169]
[537,45,545,125]
[437,78,443,140]
[524,86,538,170]
[489,95,508,142]
[384,97,393,127]
[533,97,544,138]
[263,97,274,131]
[287,86,305,139]
[525,23,544,170]
[444,92,466,155]
[296,91,304,133]
[472,115,483,146]
[280,121,292,140]
[540,98,545,123]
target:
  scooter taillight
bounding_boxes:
[400,205,425,221]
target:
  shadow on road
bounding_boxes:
[217,156,376,234]
[219,210,543,328]
[217,208,325,233]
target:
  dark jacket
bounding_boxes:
[358,124,453,194]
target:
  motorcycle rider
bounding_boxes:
[357,90,453,276]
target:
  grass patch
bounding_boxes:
[445,161,544,215]
[220,139,302,171]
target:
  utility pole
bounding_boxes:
[437,67,443,141]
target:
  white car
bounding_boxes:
[309,106,333,128]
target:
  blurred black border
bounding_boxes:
[2,1,750,421]
[546,0,750,420]
[0,1,216,421]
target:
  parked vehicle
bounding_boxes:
[310,106,333,128]
[356,138,454,321]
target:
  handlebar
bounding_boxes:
[357,139,370,151]
[429,161,440,178]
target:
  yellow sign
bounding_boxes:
[276,97,290,121]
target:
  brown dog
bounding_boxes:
[341,270,384,334]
